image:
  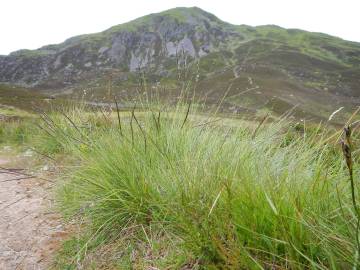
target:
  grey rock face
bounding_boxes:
[98,46,109,55]
[53,55,62,69]
[199,44,211,56]
[165,42,177,56]
[108,32,134,64]
[177,37,196,57]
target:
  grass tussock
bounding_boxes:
[29,101,360,269]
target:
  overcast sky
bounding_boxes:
[1,0,359,55]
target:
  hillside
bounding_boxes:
[1,7,360,119]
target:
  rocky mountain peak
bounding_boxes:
[0,7,239,88]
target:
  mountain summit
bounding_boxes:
[0,7,360,118]
[0,7,235,86]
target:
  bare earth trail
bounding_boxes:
[0,157,65,269]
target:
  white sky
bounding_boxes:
[1,0,359,55]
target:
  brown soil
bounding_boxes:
[0,157,65,269]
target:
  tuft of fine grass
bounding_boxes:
[38,103,360,269]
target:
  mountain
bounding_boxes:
[1,7,360,120]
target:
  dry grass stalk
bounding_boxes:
[341,125,360,266]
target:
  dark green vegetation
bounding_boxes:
[0,84,47,110]
[2,99,359,269]
[0,84,67,111]
[0,7,359,121]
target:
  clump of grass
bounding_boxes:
[0,117,34,145]
[38,102,360,269]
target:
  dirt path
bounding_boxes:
[0,157,65,269]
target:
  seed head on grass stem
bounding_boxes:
[344,126,352,147]
[341,140,352,172]
[340,125,360,266]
